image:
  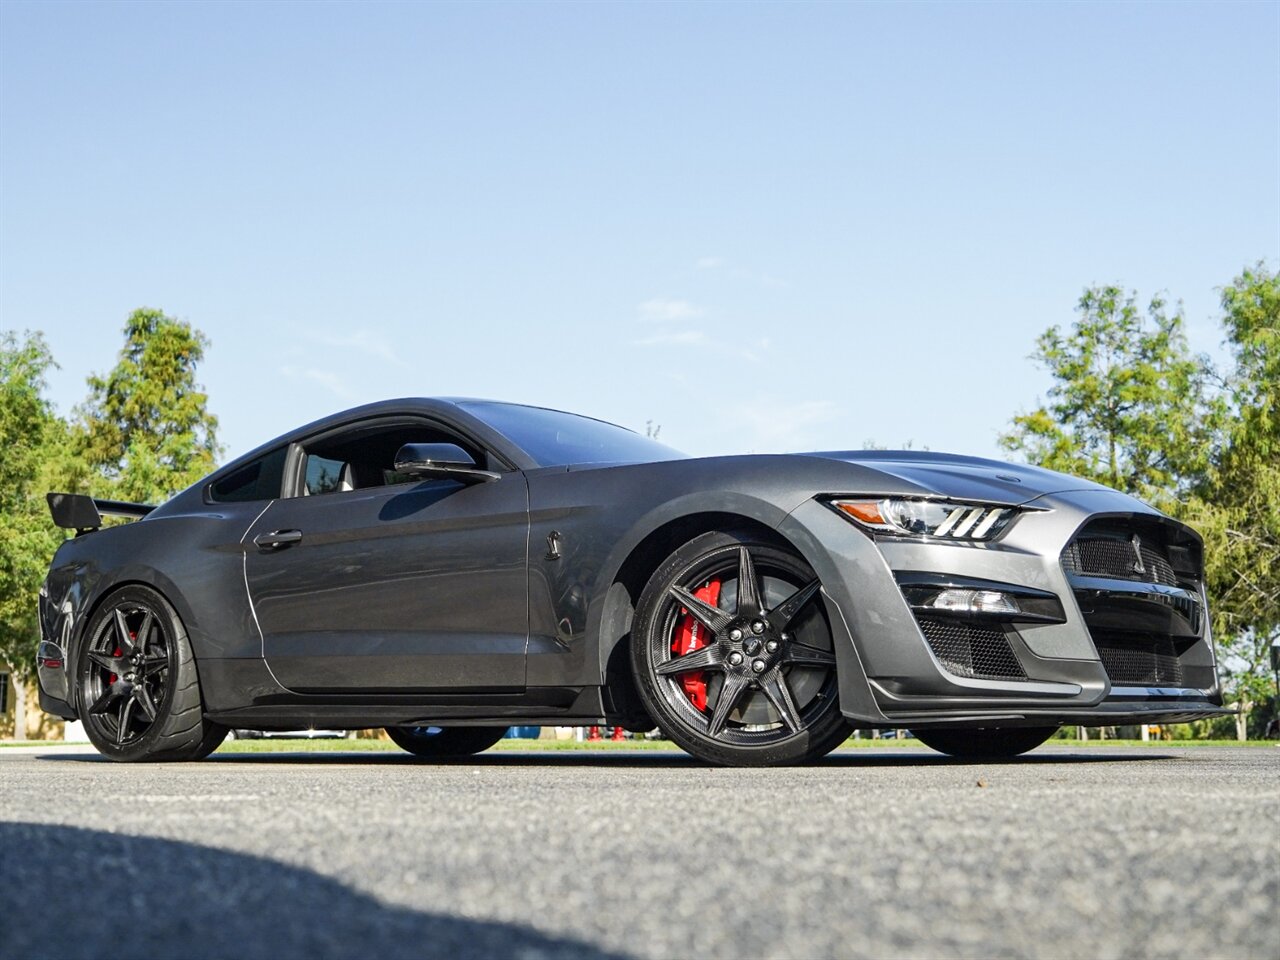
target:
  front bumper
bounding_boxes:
[779,489,1225,727]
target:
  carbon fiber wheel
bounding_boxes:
[76,584,226,762]
[631,531,850,766]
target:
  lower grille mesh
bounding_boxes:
[917,618,1026,681]
[1093,633,1185,686]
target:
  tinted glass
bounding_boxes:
[461,402,684,467]
[305,455,345,495]
[208,447,288,503]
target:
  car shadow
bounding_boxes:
[0,821,630,960]
[35,745,1179,768]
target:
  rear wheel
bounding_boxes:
[914,726,1058,758]
[385,725,509,757]
[631,531,850,767]
[76,584,227,762]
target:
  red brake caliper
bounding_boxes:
[108,631,133,685]
[672,580,721,712]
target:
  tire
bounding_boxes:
[631,530,850,766]
[385,725,509,758]
[914,726,1058,758]
[76,584,227,762]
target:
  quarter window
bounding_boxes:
[208,447,288,503]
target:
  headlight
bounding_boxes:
[831,498,1015,541]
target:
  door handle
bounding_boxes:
[254,529,303,550]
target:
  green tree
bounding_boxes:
[999,287,1218,504]
[1183,264,1280,738]
[75,307,221,502]
[0,332,66,739]
[1004,267,1280,739]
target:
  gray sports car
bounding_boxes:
[36,399,1227,765]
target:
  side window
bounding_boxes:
[291,421,492,497]
[304,455,348,495]
[208,447,288,503]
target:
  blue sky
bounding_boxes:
[2,1,1277,463]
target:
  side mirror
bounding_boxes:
[393,443,501,483]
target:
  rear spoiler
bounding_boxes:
[46,493,155,532]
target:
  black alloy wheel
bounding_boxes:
[77,584,226,761]
[385,725,510,758]
[631,531,851,766]
[913,726,1058,758]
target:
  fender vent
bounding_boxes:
[916,617,1026,681]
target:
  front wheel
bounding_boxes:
[914,726,1058,758]
[76,584,227,762]
[631,531,850,767]
[385,725,509,758]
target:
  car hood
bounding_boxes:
[800,450,1116,505]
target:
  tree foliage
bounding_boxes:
[1183,265,1280,733]
[0,310,220,737]
[0,333,65,699]
[999,287,1219,503]
[1003,265,1280,736]
[75,307,221,502]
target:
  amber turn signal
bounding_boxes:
[834,500,887,525]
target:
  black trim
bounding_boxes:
[46,493,155,531]
[38,686,77,721]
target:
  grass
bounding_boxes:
[213,737,683,753]
[209,735,1280,753]
[4,736,1275,751]
[1046,738,1277,748]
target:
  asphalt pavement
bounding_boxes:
[1,743,1276,960]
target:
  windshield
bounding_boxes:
[461,401,685,467]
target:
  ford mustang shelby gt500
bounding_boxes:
[37,399,1227,765]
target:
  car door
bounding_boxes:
[243,419,530,694]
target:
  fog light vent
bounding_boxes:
[917,617,1026,681]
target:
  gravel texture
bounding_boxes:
[1,744,1276,959]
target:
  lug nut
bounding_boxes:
[765,639,779,653]
[751,620,765,634]
[728,628,743,641]
[752,659,766,673]
[728,652,744,666]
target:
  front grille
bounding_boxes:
[917,617,1026,681]
[1061,536,1178,585]
[1093,632,1185,686]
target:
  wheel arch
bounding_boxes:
[65,568,202,712]
[593,510,791,727]
[592,501,888,729]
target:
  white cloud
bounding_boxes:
[312,329,408,367]
[638,298,704,322]
[279,365,356,399]
[635,330,708,347]
[738,336,772,365]
[695,256,728,270]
